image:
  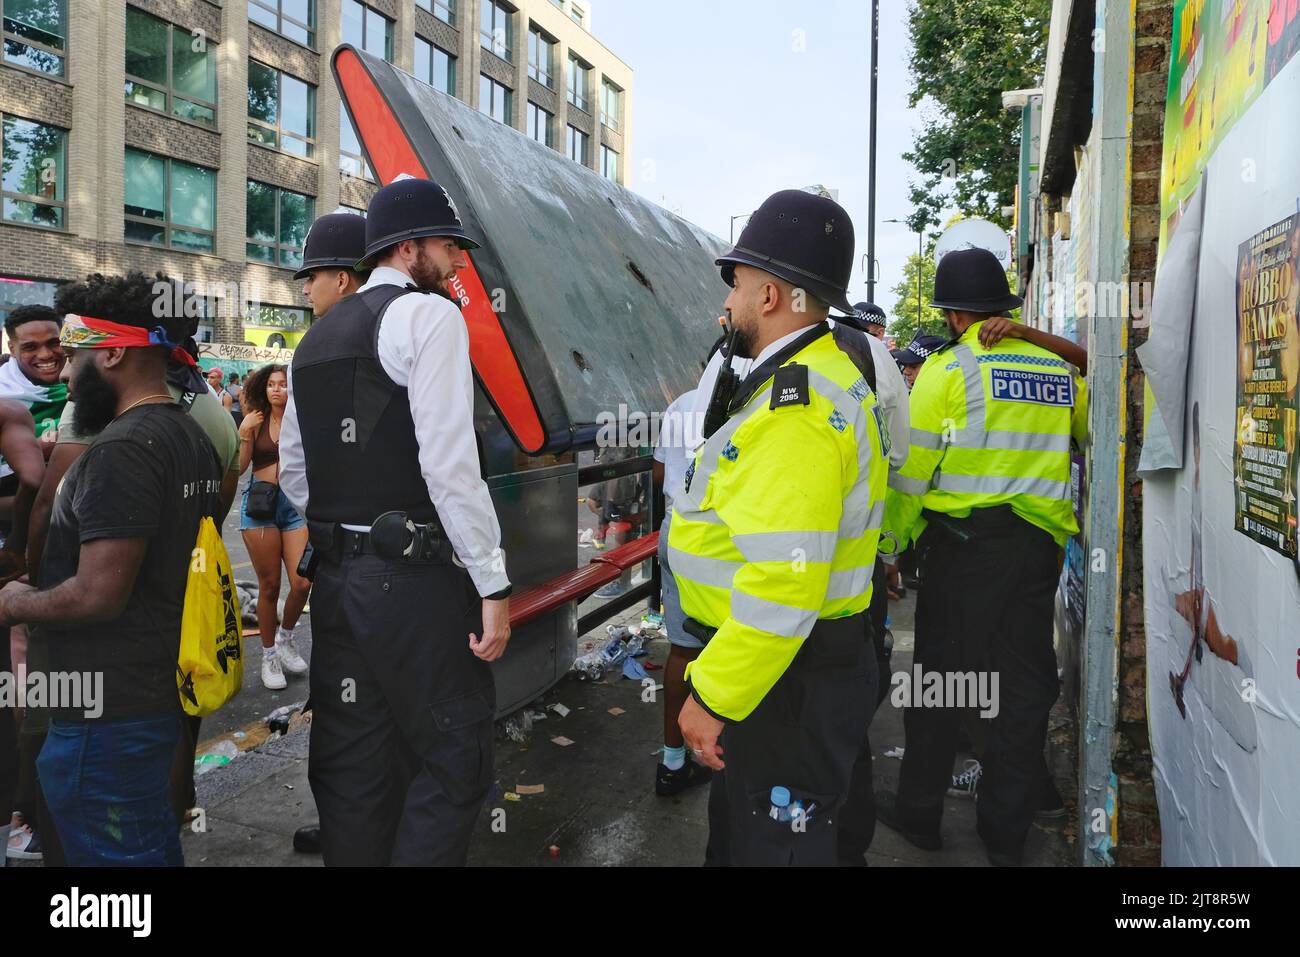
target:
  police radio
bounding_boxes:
[701,310,741,440]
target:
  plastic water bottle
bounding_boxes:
[768,786,792,822]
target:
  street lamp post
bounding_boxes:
[886,218,925,334]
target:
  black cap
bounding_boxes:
[895,334,947,366]
[716,189,855,312]
[293,213,369,280]
[930,247,1022,313]
[360,176,480,269]
[850,301,887,328]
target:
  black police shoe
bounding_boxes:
[293,824,321,854]
[655,760,711,797]
[874,789,942,851]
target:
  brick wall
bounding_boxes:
[1112,0,1172,869]
[124,105,222,168]
[129,0,223,42]
[339,173,378,210]
[415,8,460,52]
[247,143,320,196]
[249,23,321,84]
[528,77,559,115]
[0,65,73,127]
[480,48,516,88]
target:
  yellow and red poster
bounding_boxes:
[1234,214,1300,559]
[1160,1,1300,251]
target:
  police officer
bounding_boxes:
[874,247,1087,866]
[287,210,368,857]
[893,333,947,391]
[294,212,369,319]
[672,189,890,866]
[848,301,889,341]
[279,177,511,867]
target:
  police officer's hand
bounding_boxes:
[469,597,511,661]
[977,316,1022,349]
[678,695,725,770]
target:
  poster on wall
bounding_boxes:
[1144,3,1300,865]
[1160,0,1300,251]
[1233,213,1300,560]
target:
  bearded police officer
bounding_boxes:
[295,212,369,319]
[279,177,510,867]
[671,189,889,866]
[874,247,1087,866]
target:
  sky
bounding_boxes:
[592,0,929,316]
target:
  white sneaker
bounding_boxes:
[6,823,42,861]
[261,652,287,690]
[276,629,308,674]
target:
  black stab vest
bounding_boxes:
[290,284,441,526]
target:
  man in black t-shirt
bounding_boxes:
[0,273,220,866]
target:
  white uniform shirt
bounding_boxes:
[279,265,510,597]
[653,389,698,513]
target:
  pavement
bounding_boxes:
[181,579,1076,867]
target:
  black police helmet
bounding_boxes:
[929,247,1022,313]
[717,189,855,313]
[895,333,947,366]
[293,212,370,280]
[359,176,480,269]
[850,301,887,328]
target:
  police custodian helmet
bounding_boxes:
[716,189,855,313]
[293,212,369,280]
[929,247,1023,314]
[359,175,480,269]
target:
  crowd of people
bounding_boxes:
[0,174,1090,869]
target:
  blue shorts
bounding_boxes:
[240,483,306,532]
[658,517,700,649]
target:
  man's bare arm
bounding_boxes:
[978,317,1088,375]
[3,536,147,625]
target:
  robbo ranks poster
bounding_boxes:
[1233,213,1300,559]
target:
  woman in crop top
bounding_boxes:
[238,363,311,690]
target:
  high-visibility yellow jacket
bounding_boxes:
[879,324,1088,559]
[668,326,889,722]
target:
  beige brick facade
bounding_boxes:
[0,0,631,343]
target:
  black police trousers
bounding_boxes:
[835,560,891,864]
[307,548,495,866]
[704,613,874,866]
[896,507,1061,856]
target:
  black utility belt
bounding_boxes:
[922,505,1030,542]
[310,511,454,564]
[683,617,717,645]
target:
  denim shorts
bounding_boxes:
[240,482,306,532]
[658,517,700,649]
[37,711,184,866]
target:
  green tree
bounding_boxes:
[903,0,1051,229]
[888,250,946,344]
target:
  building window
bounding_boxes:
[339,110,373,180]
[569,2,585,27]
[567,56,589,112]
[124,148,215,252]
[248,60,316,157]
[566,125,587,165]
[2,0,66,76]
[415,0,455,27]
[528,26,553,89]
[601,79,621,132]
[249,0,315,47]
[600,144,619,182]
[1,115,65,229]
[478,74,511,125]
[414,36,455,95]
[479,0,512,62]
[342,0,393,62]
[526,102,553,147]
[124,7,218,127]
[246,180,314,270]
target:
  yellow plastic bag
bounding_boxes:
[177,517,243,717]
